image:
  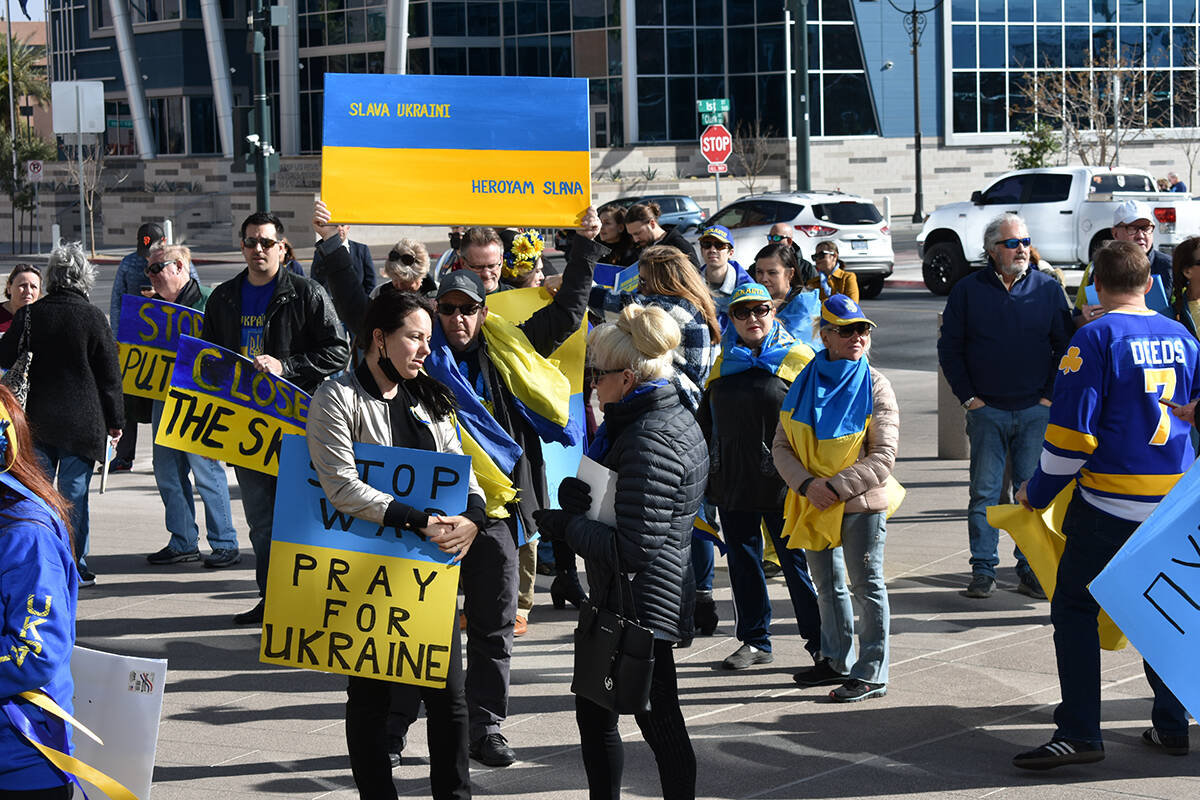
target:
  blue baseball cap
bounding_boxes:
[728,282,773,307]
[698,225,734,247]
[820,294,875,328]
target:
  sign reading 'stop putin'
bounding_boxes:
[320,73,590,227]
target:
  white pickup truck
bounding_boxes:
[917,166,1199,295]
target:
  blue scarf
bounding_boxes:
[781,350,873,438]
[586,379,669,462]
[775,289,822,348]
[711,320,796,382]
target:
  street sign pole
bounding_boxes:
[698,116,732,214]
[76,87,85,251]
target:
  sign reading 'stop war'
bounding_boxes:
[320,73,590,227]
[116,296,204,401]
[261,435,468,688]
[153,335,309,474]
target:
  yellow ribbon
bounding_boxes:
[14,690,141,800]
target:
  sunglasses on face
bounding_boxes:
[730,303,772,321]
[436,301,483,317]
[700,240,729,251]
[585,366,624,385]
[767,234,787,242]
[999,237,1032,249]
[242,236,280,250]
[145,260,175,275]
[815,251,836,259]
[834,322,872,339]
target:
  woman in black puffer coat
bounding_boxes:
[536,303,707,800]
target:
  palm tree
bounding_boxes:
[0,35,49,133]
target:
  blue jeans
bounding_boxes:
[692,501,718,593]
[35,443,94,571]
[1051,495,1189,745]
[233,465,277,595]
[965,403,1049,579]
[807,511,890,684]
[151,403,238,553]
[720,508,821,656]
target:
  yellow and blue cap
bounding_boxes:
[820,294,875,328]
[728,282,772,307]
[699,224,733,247]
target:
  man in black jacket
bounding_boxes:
[204,211,349,625]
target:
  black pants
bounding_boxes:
[346,624,470,800]
[574,639,696,800]
[460,516,518,741]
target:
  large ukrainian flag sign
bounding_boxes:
[321,74,591,227]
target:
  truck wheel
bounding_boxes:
[923,242,968,296]
[859,276,884,299]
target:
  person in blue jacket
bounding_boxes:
[0,383,80,799]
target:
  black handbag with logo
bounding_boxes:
[570,537,655,714]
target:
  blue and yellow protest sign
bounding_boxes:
[321,73,590,227]
[593,263,640,293]
[261,435,466,688]
[153,335,309,475]
[1091,462,1200,721]
[116,295,204,401]
[485,286,587,537]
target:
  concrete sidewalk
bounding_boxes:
[78,366,1196,799]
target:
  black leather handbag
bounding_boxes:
[570,538,655,714]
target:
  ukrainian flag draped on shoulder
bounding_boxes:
[706,319,814,388]
[778,352,873,550]
[425,312,577,517]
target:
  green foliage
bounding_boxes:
[0,36,49,133]
[0,130,56,213]
[1009,121,1062,170]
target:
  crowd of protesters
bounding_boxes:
[3,193,1199,799]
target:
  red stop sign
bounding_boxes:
[700,124,732,165]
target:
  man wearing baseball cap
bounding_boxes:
[698,224,754,319]
[1075,200,1173,315]
[107,222,199,471]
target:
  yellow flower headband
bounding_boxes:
[503,230,545,279]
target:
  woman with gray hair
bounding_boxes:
[379,238,432,294]
[0,242,124,586]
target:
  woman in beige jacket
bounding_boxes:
[772,294,899,703]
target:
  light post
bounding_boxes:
[887,0,945,223]
[786,0,810,192]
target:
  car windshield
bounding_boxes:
[811,202,883,225]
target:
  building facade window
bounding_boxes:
[949,0,1200,136]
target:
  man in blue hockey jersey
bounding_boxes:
[1013,240,1200,770]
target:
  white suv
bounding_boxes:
[683,191,894,298]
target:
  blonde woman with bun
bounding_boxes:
[534,304,707,800]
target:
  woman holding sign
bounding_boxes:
[534,304,707,800]
[307,290,486,800]
[0,383,80,798]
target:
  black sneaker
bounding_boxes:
[966,574,996,598]
[78,569,96,587]
[233,600,265,626]
[108,458,133,473]
[721,643,774,670]
[1013,738,1105,770]
[1142,728,1189,756]
[1016,572,1047,600]
[203,549,242,569]
[147,546,201,565]
[830,678,887,703]
[762,560,782,579]
[793,660,849,687]
[470,732,515,767]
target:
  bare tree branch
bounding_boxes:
[63,135,105,257]
[732,119,774,195]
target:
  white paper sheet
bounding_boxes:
[576,455,618,528]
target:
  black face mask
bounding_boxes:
[377,343,404,384]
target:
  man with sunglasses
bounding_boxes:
[767,222,817,284]
[938,212,1072,601]
[202,211,349,625]
[424,207,604,768]
[698,225,754,321]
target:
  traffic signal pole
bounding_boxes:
[251,0,272,212]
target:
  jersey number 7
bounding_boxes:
[1144,368,1177,446]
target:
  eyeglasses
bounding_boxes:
[700,240,730,250]
[814,251,836,259]
[767,234,787,243]
[834,322,872,339]
[462,260,503,272]
[585,366,624,385]
[242,236,280,250]
[730,303,772,321]
[999,237,1032,249]
[388,249,417,266]
[436,301,483,317]
[1119,223,1155,234]
[145,260,175,275]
